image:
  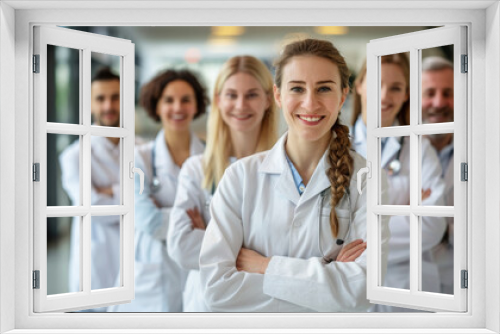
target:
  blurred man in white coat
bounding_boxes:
[60,68,121,311]
[422,56,455,294]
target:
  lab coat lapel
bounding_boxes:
[380,136,401,169]
[154,130,178,177]
[352,117,367,159]
[259,133,301,206]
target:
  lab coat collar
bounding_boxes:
[154,129,205,175]
[380,122,402,169]
[352,116,367,158]
[259,132,331,206]
[91,135,120,155]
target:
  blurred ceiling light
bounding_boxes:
[315,26,349,35]
[184,48,201,64]
[207,38,237,47]
[211,26,245,36]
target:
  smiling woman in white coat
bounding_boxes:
[167,56,279,312]
[351,54,447,312]
[199,39,391,312]
[108,69,208,312]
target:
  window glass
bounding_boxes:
[47,44,80,124]
[47,216,80,295]
[47,133,80,207]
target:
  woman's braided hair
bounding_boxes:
[274,38,353,238]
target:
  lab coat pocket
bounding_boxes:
[319,207,350,260]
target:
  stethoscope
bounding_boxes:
[318,188,353,263]
[150,140,161,193]
[387,136,405,176]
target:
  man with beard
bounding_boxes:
[60,68,122,311]
[422,56,454,294]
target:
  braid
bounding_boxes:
[327,121,354,238]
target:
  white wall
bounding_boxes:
[485,2,500,333]
[0,2,16,333]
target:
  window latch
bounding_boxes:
[129,162,144,194]
[357,161,372,195]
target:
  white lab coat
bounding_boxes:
[352,117,447,311]
[108,130,205,312]
[432,141,454,294]
[199,133,391,312]
[60,136,122,312]
[168,154,212,312]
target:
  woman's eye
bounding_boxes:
[318,86,332,92]
[226,93,237,99]
[391,86,402,92]
[246,92,258,99]
[290,86,304,93]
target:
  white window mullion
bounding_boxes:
[81,47,92,295]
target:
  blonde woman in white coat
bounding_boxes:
[168,56,279,312]
[351,54,447,312]
[108,69,208,312]
[199,39,391,312]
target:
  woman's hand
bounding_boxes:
[236,248,270,274]
[186,207,206,230]
[422,188,432,201]
[336,239,367,262]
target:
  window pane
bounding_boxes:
[420,135,453,206]
[381,215,410,291]
[379,52,410,128]
[422,215,453,294]
[91,215,121,290]
[47,44,80,124]
[421,46,454,125]
[48,216,80,295]
[48,133,80,207]
[90,53,121,127]
[380,136,410,205]
[91,136,121,206]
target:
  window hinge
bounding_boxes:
[461,162,468,181]
[33,54,40,73]
[461,54,468,73]
[33,270,40,289]
[461,270,468,289]
[33,163,40,182]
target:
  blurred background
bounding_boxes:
[47,25,451,301]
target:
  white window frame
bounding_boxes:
[1,1,499,333]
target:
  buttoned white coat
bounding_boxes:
[199,133,391,312]
[168,154,212,312]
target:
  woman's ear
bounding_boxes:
[273,85,282,109]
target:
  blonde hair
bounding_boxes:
[351,53,410,127]
[202,56,278,189]
[274,39,353,238]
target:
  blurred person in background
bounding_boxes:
[60,67,122,312]
[167,55,278,312]
[422,56,455,294]
[108,69,208,312]
[351,54,447,311]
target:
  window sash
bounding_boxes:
[32,25,136,313]
[366,25,467,312]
